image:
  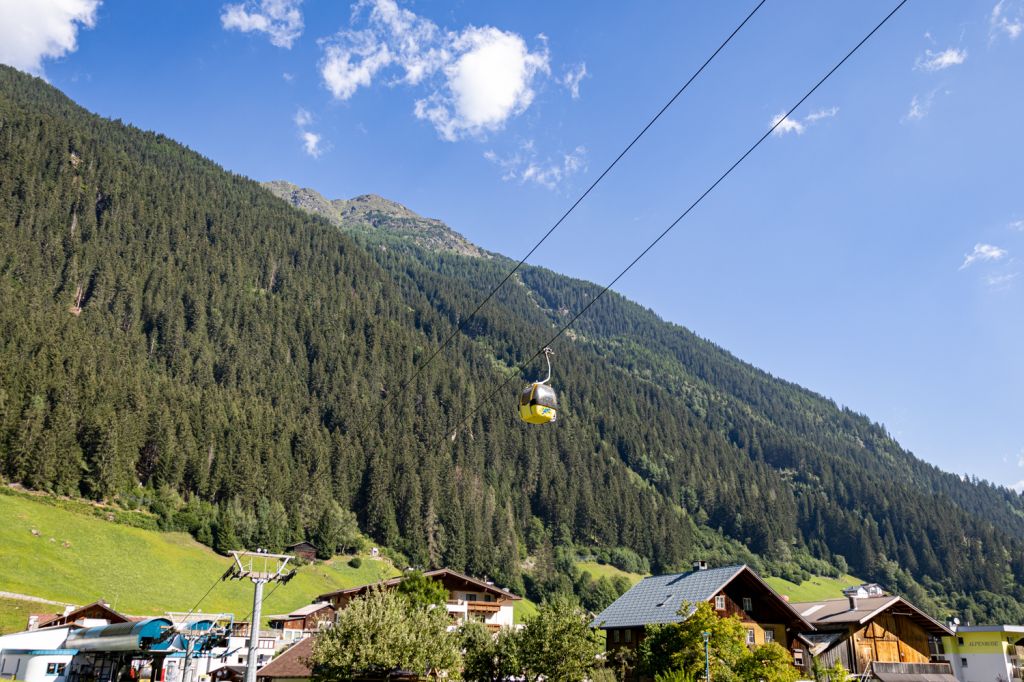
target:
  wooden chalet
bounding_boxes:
[267,602,336,638]
[285,542,318,562]
[316,568,520,631]
[592,563,814,679]
[793,593,956,682]
[26,601,133,630]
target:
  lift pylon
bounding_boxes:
[223,551,296,682]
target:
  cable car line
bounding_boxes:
[443,0,909,440]
[349,0,768,434]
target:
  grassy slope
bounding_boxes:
[576,561,646,586]
[0,493,541,627]
[0,596,42,634]
[0,493,398,621]
[765,574,865,602]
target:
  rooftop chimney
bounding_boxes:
[693,560,708,572]
[848,595,858,610]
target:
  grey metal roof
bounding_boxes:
[591,565,745,629]
[792,596,898,625]
[791,596,952,637]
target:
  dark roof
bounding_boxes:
[33,601,132,629]
[257,636,315,679]
[287,542,317,550]
[792,596,952,636]
[591,564,810,630]
[316,568,520,602]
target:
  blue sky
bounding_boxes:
[2,0,1022,490]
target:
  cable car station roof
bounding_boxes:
[64,618,180,653]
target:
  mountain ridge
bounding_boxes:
[263,180,486,258]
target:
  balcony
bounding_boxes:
[466,601,502,613]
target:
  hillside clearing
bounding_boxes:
[0,493,398,622]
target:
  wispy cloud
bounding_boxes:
[991,1,1024,41]
[960,243,1008,270]
[561,62,587,99]
[1010,219,1024,231]
[484,141,586,191]
[903,90,941,123]
[221,0,304,49]
[319,0,552,142]
[805,106,839,123]
[770,106,838,137]
[915,47,967,71]
[293,107,313,127]
[985,272,1020,290]
[293,107,324,158]
[0,0,101,77]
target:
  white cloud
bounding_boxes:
[0,0,101,76]
[991,1,1024,40]
[293,107,312,127]
[915,47,967,71]
[985,272,1019,289]
[417,27,549,140]
[805,106,839,123]
[960,243,1008,270]
[221,0,303,49]
[770,112,805,136]
[770,106,839,137]
[319,0,550,141]
[484,142,586,190]
[903,91,936,123]
[301,131,322,158]
[282,71,294,81]
[320,32,393,100]
[1011,480,1024,493]
[1010,219,1024,231]
[292,106,324,158]
[562,62,587,99]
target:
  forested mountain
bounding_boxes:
[1,65,1022,623]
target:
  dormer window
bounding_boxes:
[742,597,753,612]
[715,595,726,610]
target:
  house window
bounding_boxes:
[742,597,753,612]
[794,651,804,666]
[46,664,66,676]
[715,595,726,610]
[613,630,620,643]
[747,629,756,645]
[958,637,964,646]
[466,593,478,602]
[961,659,968,668]
[625,630,633,644]
[765,629,774,643]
